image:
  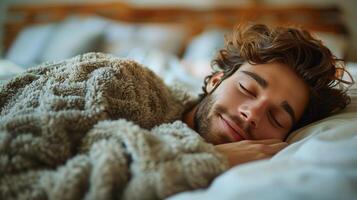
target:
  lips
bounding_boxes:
[219,114,246,142]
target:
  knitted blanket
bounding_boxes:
[0,53,228,200]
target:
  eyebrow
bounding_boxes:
[241,71,268,88]
[241,70,296,124]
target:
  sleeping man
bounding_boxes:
[183,24,352,166]
[0,24,352,200]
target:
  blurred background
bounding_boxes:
[0,0,356,92]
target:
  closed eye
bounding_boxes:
[239,83,256,97]
[268,111,284,128]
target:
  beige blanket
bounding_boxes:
[0,53,228,200]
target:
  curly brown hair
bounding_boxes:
[201,23,353,131]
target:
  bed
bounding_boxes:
[1,2,356,200]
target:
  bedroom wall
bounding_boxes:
[263,0,357,62]
[0,0,356,61]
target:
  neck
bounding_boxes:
[182,104,198,130]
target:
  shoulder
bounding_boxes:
[71,52,162,81]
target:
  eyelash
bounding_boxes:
[239,83,284,128]
[268,111,284,128]
[239,83,256,98]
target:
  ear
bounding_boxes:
[206,72,224,93]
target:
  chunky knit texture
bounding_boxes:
[0,53,228,200]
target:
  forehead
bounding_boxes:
[238,62,300,82]
[234,62,310,118]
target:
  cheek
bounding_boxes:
[215,84,247,108]
[207,114,233,144]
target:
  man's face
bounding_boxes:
[195,62,309,145]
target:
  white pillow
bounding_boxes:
[183,29,226,61]
[103,22,189,56]
[102,21,137,55]
[181,29,227,81]
[5,23,56,68]
[39,16,108,63]
[136,23,189,54]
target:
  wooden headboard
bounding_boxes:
[3,2,348,53]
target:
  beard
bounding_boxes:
[194,94,232,144]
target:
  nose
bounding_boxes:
[238,100,268,129]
